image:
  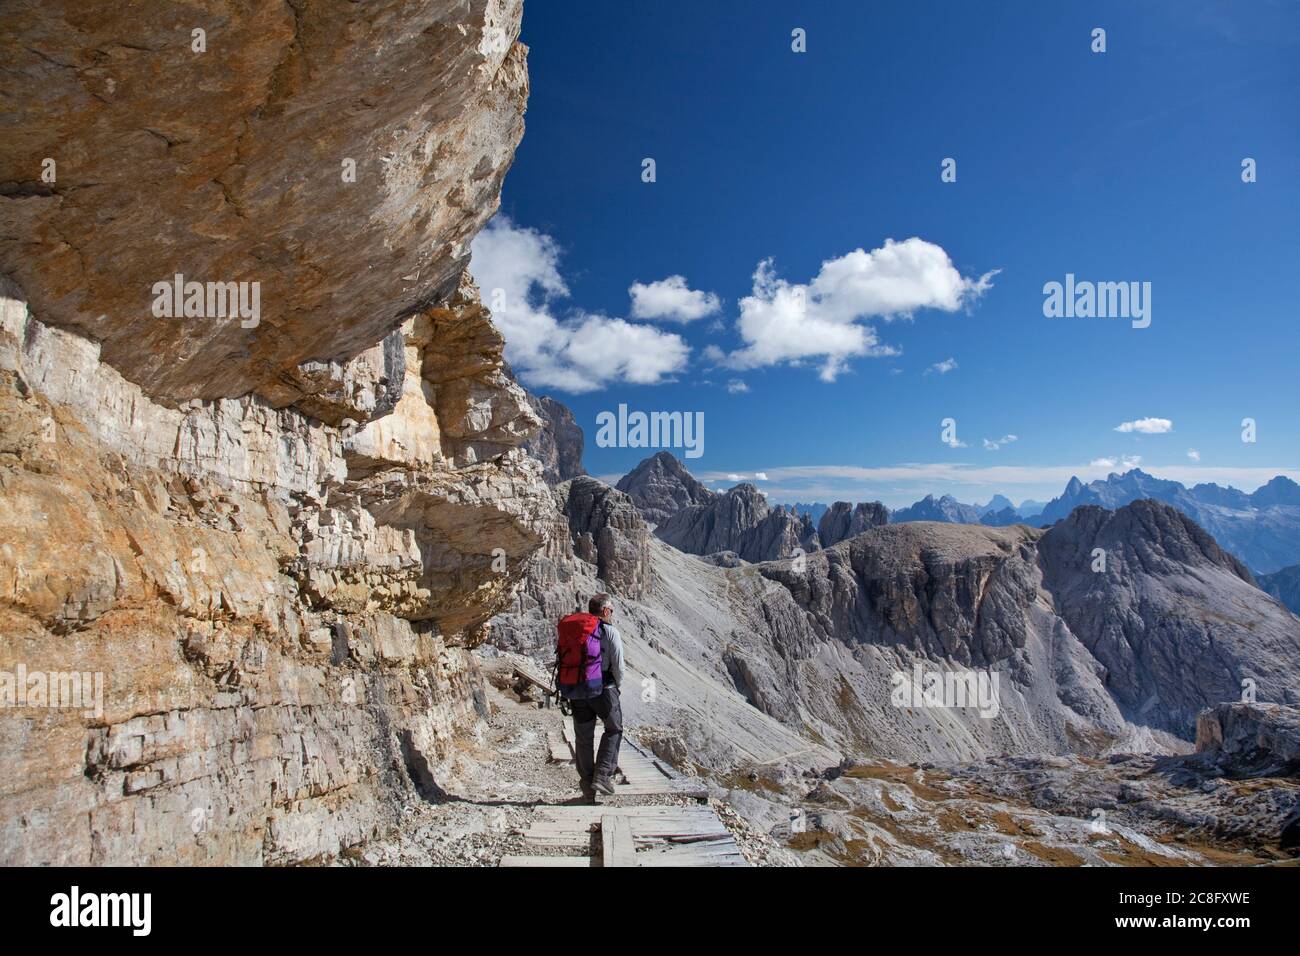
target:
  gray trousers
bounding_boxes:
[571,684,622,783]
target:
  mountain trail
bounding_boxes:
[335,652,795,867]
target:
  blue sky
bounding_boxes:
[470,0,1300,508]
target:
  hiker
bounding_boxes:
[554,592,625,800]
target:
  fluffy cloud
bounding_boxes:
[754,471,769,481]
[469,217,690,393]
[726,378,750,394]
[726,239,996,381]
[927,358,959,375]
[1187,448,1201,461]
[1114,417,1173,434]
[982,434,1018,451]
[1091,454,1142,469]
[629,275,722,322]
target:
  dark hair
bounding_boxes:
[588,593,612,615]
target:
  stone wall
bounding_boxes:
[0,0,552,865]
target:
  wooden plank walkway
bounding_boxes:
[515,804,748,867]
[552,722,708,800]
[499,713,746,867]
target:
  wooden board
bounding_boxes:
[516,805,748,866]
[546,731,570,764]
[524,805,734,847]
[601,814,637,867]
[636,839,750,867]
[499,855,593,868]
[512,667,556,697]
[549,727,708,799]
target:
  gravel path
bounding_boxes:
[336,651,797,867]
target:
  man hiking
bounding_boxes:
[554,592,625,801]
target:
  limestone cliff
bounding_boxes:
[615,450,715,525]
[657,483,821,563]
[0,1,552,865]
[1,0,527,405]
[520,389,587,485]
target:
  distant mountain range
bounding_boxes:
[1031,469,1300,573]
[891,494,982,524]
[612,453,1300,576]
[786,468,1300,573]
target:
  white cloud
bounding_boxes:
[701,344,726,363]
[1091,454,1143,470]
[982,434,1018,451]
[1187,448,1201,461]
[727,473,743,482]
[469,216,690,393]
[754,471,769,481]
[1114,417,1173,434]
[926,358,959,376]
[726,378,750,394]
[628,275,722,322]
[726,239,996,382]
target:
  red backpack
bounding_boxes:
[555,612,604,700]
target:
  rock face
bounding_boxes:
[0,3,553,866]
[1037,500,1300,737]
[1196,703,1300,777]
[0,273,553,866]
[615,451,715,525]
[817,500,888,547]
[1257,564,1300,616]
[558,477,652,600]
[489,477,654,660]
[657,483,820,563]
[520,390,587,485]
[0,0,527,405]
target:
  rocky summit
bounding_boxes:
[615,449,716,525]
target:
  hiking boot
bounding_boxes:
[592,775,616,795]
